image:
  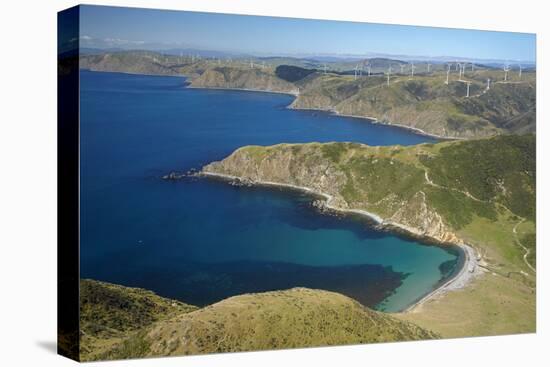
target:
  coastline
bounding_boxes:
[199,170,481,313]
[80,68,183,78]
[187,85,300,96]
[80,68,460,140]
[286,104,458,141]
[189,83,453,140]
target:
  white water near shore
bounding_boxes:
[199,170,481,313]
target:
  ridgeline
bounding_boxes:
[81,51,536,139]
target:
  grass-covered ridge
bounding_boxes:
[80,280,435,360]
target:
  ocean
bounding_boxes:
[79,70,458,312]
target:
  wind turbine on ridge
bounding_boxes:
[503,64,510,81]
[385,65,392,86]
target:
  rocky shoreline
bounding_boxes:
[198,170,481,313]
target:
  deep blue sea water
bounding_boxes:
[79,70,459,312]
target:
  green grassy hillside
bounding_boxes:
[80,282,437,361]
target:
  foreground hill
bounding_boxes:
[202,134,536,337]
[79,279,197,361]
[80,280,435,361]
[80,52,536,139]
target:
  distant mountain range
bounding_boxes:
[78,47,535,68]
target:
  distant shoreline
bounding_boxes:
[81,69,456,140]
[199,170,480,313]
[189,83,454,140]
[186,85,300,96]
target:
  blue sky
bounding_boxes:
[79,5,536,62]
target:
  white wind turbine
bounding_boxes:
[503,64,510,81]
[354,64,359,80]
[486,78,491,91]
[400,64,405,74]
[410,62,416,79]
[445,63,451,85]
[385,65,392,86]
[466,81,472,98]
[427,63,431,73]
[323,64,328,74]
[518,64,523,79]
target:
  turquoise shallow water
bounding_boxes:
[79,70,458,312]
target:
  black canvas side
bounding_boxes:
[57,5,80,362]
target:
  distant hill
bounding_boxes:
[79,51,536,138]
[80,51,181,75]
[190,66,300,94]
[290,70,535,138]
[80,280,436,361]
